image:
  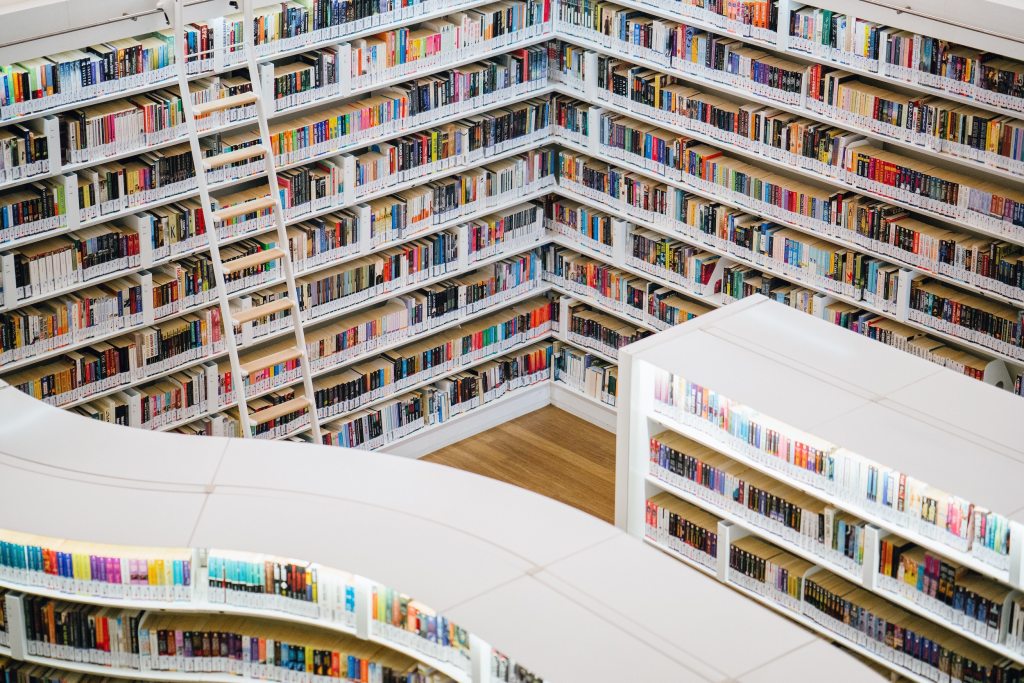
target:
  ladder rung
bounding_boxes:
[203,145,268,170]
[240,346,304,376]
[221,247,286,273]
[212,196,277,222]
[250,396,311,424]
[232,298,295,325]
[193,92,259,116]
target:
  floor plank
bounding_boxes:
[422,406,616,523]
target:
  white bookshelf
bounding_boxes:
[615,294,1024,682]
[0,380,886,682]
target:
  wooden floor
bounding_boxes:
[422,406,616,523]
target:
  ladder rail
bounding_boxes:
[241,0,323,442]
[171,0,254,438]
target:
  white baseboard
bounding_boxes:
[382,380,617,459]
[549,381,617,432]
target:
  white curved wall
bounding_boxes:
[0,381,882,682]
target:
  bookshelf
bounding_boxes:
[615,294,1024,681]
[0,379,885,682]
[3,0,1024,453]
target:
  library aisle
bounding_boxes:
[424,406,616,522]
[2,0,1024,679]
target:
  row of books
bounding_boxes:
[548,41,587,92]
[0,123,51,185]
[0,225,450,411]
[68,250,541,432]
[233,249,535,416]
[545,197,614,257]
[552,155,1004,384]
[649,430,867,575]
[556,3,807,103]
[320,339,554,449]
[542,244,711,330]
[741,540,1024,682]
[0,151,554,382]
[805,65,1024,177]
[599,49,1024,237]
[20,95,549,240]
[650,369,1015,570]
[0,49,552,248]
[372,586,470,670]
[565,301,648,359]
[3,0,1023,124]
[1,141,548,324]
[264,64,552,171]
[0,532,191,601]
[1,226,142,306]
[353,125,530,200]
[265,48,342,112]
[561,115,1024,359]
[6,43,546,188]
[587,102,1024,250]
[646,485,1024,674]
[0,0,544,120]
[645,492,720,573]
[56,76,253,167]
[554,27,1024,236]
[348,4,551,87]
[207,551,355,625]
[0,540,483,667]
[787,3,1024,115]
[313,294,554,424]
[271,9,552,109]
[788,6,886,73]
[423,341,553,426]
[552,343,617,406]
[877,537,1015,649]
[594,58,1024,301]
[18,594,451,682]
[580,0,1024,121]
[663,0,778,38]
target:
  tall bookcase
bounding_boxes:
[3,0,1024,454]
[615,294,1024,682]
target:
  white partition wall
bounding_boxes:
[615,294,1024,682]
